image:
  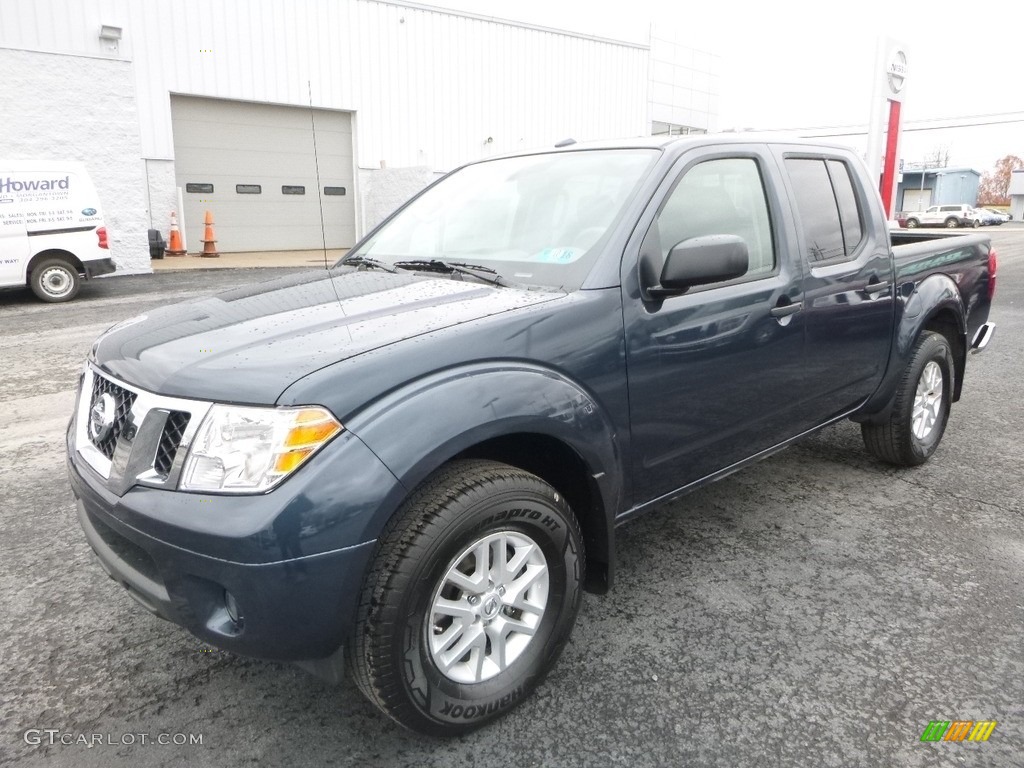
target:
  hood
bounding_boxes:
[93,269,562,403]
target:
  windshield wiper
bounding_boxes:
[392,259,509,287]
[340,255,398,273]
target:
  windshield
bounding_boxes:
[344,149,658,289]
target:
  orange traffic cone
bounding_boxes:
[165,211,186,256]
[199,210,220,258]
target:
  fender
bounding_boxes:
[856,272,967,421]
[342,361,624,581]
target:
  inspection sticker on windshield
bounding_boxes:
[532,247,583,264]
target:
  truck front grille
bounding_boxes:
[89,374,137,459]
[75,365,212,493]
[155,411,191,478]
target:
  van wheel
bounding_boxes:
[861,332,954,466]
[944,217,959,228]
[905,218,919,228]
[347,459,583,735]
[30,258,81,302]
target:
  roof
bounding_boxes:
[510,131,867,155]
[902,167,981,177]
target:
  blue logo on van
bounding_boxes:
[82,207,97,216]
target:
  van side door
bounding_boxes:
[0,202,29,287]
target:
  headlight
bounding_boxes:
[180,405,342,493]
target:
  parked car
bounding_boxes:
[0,160,114,301]
[903,204,975,229]
[970,208,1003,227]
[979,208,1010,224]
[67,135,997,736]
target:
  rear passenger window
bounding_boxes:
[785,158,866,264]
[826,160,863,255]
[655,157,776,279]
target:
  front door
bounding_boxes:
[623,148,811,504]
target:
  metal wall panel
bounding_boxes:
[0,0,133,60]
[3,0,650,171]
[3,0,670,173]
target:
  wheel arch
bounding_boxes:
[25,249,84,283]
[454,432,612,593]
[855,273,966,422]
[921,307,966,402]
[341,363,625,594]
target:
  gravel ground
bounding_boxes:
[1,231,1022,768]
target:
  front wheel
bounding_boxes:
[861,332,954,466]
[347,459,584,735]
[973,219,981,228]
[30,258,81,302]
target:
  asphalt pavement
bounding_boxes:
[1,230,1022,767]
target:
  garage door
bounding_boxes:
[901,188,931,212]
[171,96,355,252]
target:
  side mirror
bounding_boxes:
[647,235,749,298]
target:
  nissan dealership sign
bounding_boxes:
[886,49,907,96]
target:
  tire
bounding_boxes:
[861,331,954,466]
[945,217,959,229]
[30,258,81,302]
[347,459,584,735]
[973,219,981,228]
[905,218,919,229]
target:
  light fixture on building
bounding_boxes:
[99,24,122,51]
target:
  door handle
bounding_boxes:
[770,301,803,319]
[862,280,892,297]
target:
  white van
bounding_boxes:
[0,161,114,302]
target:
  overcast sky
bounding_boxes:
[426,0,1021,173]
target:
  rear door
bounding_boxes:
[622,145,813,502]
[0,196,28,287]
[773,150,895,418]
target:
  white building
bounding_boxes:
[0,0,719,273]
[1009,169,1024,222]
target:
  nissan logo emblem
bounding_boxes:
[887,50,907,94]
[89,392,116,442]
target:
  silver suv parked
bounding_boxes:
[904,204,975,229]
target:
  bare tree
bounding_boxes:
[978,155,1024,205]
[921,146,951,169]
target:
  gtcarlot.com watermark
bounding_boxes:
[24,729,203,747]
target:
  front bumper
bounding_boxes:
[67,410,405,664]
[83,257,116,278]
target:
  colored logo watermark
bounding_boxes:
[920,720,997,742]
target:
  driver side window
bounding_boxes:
[655,157,776,278]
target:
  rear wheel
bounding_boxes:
[30,258,81,302]
[905,218,919,229]
[945,217,959,228]
[861,332,954,466]
[347,459,583,735]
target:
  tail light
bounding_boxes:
[988,249,997,299]
[96,227,109,249]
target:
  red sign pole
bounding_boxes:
[879,98,902,218]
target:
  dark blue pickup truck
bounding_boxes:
[67,136,996,735]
